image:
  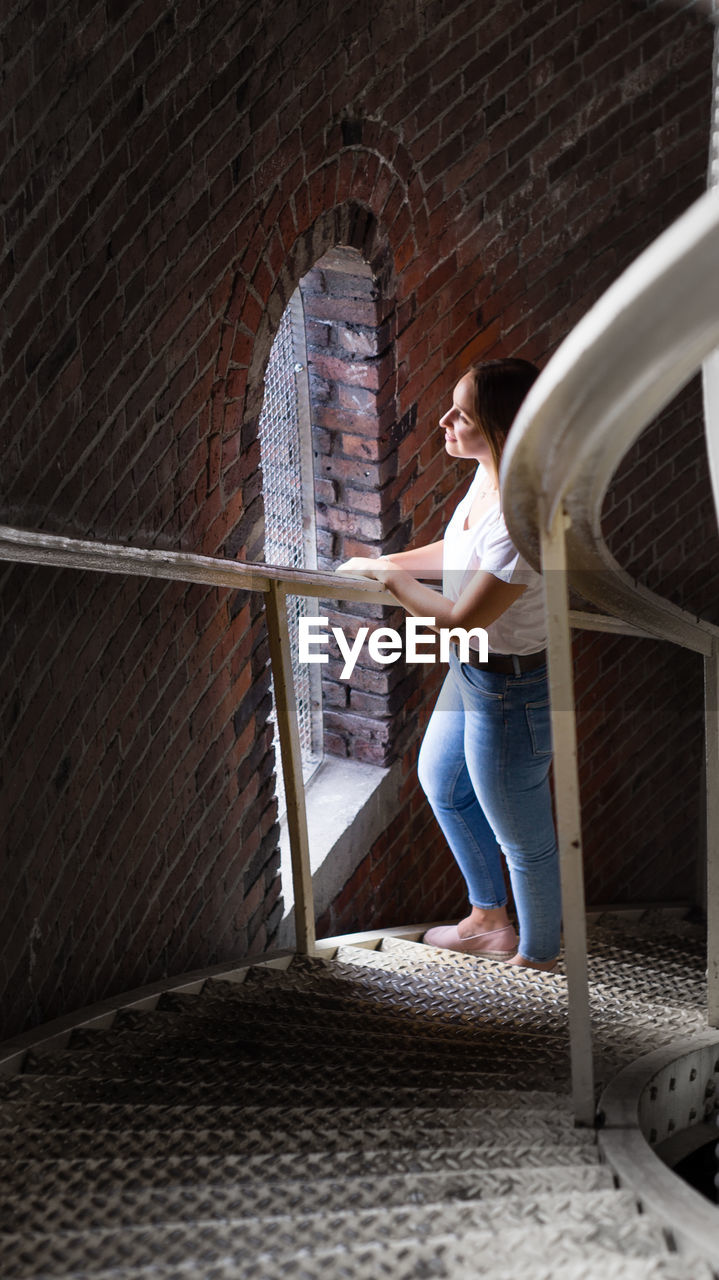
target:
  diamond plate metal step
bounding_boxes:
[0,1096,574,1134]
[0,1070,538,1108]
[342,934,707,1019]
[118,980,569,1043]
[0,1095,573,1136]
[360,927,707,992]
[22,998,571,1067]
[103,994,566,1050]
[183,952,572,1019]
[0,914,711,1280]
[0,1114,596,1162]
[106,997,528,1042]
[332,936,709,1077]
[0,1189,663,1278]
[2,1047,568,1096]
[0,1218,692,1280]
[0,1164,615,1234]
[0,1134,601,1197]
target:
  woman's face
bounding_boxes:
[439,374,493,467]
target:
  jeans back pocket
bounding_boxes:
[525,699,553,755]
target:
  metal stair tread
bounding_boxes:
[457,1258,713,1280]
[321,960,572,1020]
[0,917,711,1278]
[375,934,707,1004]
[337,941,705,1021]
[0,1189,661,1276]
[0,1135,600,1192]
[325,949,706,1067]
[7,1256,709,1280]
[20,1027,570,1079]
[116,988,569,1042]
[0,1164,617,1234]
[3,1034,575,1095]
[103,981,703,1065]
[0,1073,560,1108]
[89,995,565,1043]
[103,1002,524,1044]
[17,959,563,1034]
[175,957,573,1013]
[0,1217,682,1280]
[0,1097,574,1133]
[7,1048,569,1090]
[0,1114,594,1161]
[334,940,567,984]
[149,984,567,1032]
[107,996,552,1038]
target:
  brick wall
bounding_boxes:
[301,246,403,765]
[299,243,447,766]
[1,0,715,1033]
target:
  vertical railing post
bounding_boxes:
[540,503,595,1125]
[264,580,316,955]
[701,19,719,1021]
[705,639,719,1025]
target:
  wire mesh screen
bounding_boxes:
[706,21,711,186]
[259,294,322,808]
[260,305,307,568]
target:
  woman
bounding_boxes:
[337,358,560,971]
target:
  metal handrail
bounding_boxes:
[0,523,391,959]
[501,187,719,655]
[0,525,389,603]
[499,186,719,1124]
[0,520,653,974]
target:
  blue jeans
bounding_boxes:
[417,648,561,963]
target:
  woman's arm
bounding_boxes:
[342,558,526,632]
[337,540,445,581]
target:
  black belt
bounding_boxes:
[453,642,547,674]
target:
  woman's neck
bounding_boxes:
[477,462,499,492]
[464,469,500,530]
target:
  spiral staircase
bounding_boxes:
[0,913,714,1280]
[5,39,719,1277]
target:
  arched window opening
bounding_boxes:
[260,237,406,828]
[259,290,323,812]
[258,232,410,941]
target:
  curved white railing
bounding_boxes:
[499,186,719,1125]
[501,188,719,654]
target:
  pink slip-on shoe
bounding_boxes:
[421,923,518,959]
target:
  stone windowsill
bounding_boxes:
[276,754,402,949]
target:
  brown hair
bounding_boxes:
[464,358,540,478]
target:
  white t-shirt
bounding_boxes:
[442,464,547,655]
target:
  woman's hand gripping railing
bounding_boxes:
[0,523,391,956]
